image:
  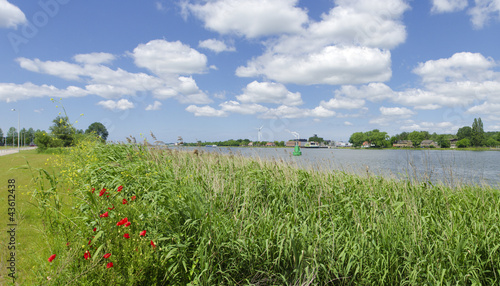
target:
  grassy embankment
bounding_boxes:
[0,149,67,285]
[9,141,500,285]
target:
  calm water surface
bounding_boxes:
[184,147,500,187]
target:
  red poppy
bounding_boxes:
[66,242,70,246]
[122,199,127,204]
[99,188,106,196]
[117,186,123,192]
[106,262,113,268]
[99,212,109,218]
[88,239,92,245]
[91,187,95,193]
[48,254,56,262]
[84,251,90,260]
[93,227,97,232]
[131,196,136,201]
[124,233,130,239]
[103,253,111,259]
[116,217,128,226]
[125,222,131,227]
[108,205,115,210]
[151,240,156,248]
[140,230,146,236]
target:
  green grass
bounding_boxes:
[0,150,67,285]
[8,141,500,284]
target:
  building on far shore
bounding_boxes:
[420,140,438,148]
[450,138,458,148]
[265,142,276,147]
[393,140,413,148]
[286,139,307,147]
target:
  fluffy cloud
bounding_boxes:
[15,43,211,104]
[186,0,308,38]
[320,97,365,109]
[97,99,135,111]
[74,53,116,65]
[467,102,500,115]
[219,100,268,115]
[469,0,500,29]
[236,81,303,106]
[145,101,162,111]
[431,0,468,13]
[185,105,228,117]
[0,0,26,28]
[132,39,208,76]
[0,82,88,102]
[379,106,416,116]
[237,46,392,85]
[413,52,497,83]
[399,121,455,133]
[198,39,235,53]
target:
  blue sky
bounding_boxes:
[1,0,500,143]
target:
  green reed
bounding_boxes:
[33,140,500,285]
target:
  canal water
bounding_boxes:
[183,147,500,188]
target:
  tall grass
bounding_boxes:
[33,140,500,285]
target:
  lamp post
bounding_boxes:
[11,109,19,152]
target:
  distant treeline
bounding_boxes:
[185,139,286,147]
[349,117,500,148]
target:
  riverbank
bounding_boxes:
[27,141,500,284]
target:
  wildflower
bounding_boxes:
[99,188,106,196]
[91,188,95,193]
[140,230,146,236]
[117,186,123,192]
[100,212,109,218]
[125,222,131,227]
[66,242,70,246]
[108,205,115,210]
[103,253,111,259]
[106,262,113,268]
[117,217,128,226]
[88,239,92,245]
[122,199,127,205]
[84,251,90,260]
[131,196,136,201]
[151,240,156,248]
[124,233,130,239]
[48,254,56,262]
[93,227,97,232]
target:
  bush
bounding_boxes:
[456,138,471,148]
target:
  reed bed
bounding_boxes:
[33,140,500,285]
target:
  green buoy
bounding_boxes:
[293,143,302,156]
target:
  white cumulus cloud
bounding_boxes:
[186,0,308,38]
[97,99,135,111]
[185,105,228,117]
[431,0,468,13]
[0,0,26,29]
[198,39,235,53]
[236,81,303,106]
[145,101,162,111]
[133,39,208,76]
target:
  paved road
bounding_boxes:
[0,147,37,156]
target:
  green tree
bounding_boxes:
[457,126,472,141]
[367,129,389,148]
[437,135,450,148]
[0,128,3,146]
[49,116,75,147]
[308,134,324,143]
[349,132,367,147]
[408,131,424,147]
[34,131,51,151]
[27,128,35,145]
[471,117,485,146]
[6,127,17,146]
[456,138,471,148]
[85,122,109,141]
[485,138,499,147]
